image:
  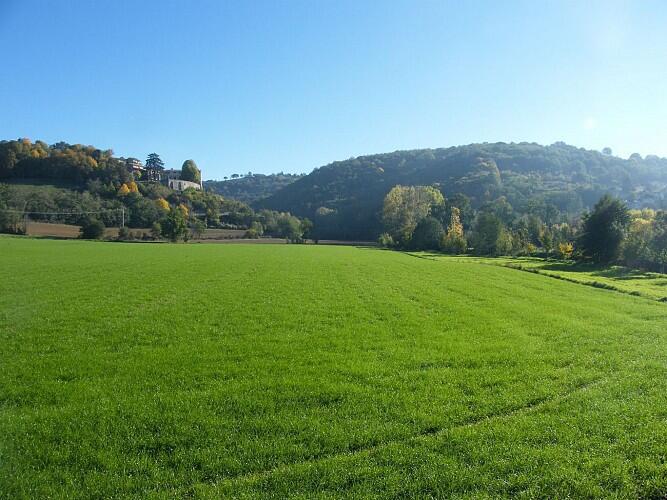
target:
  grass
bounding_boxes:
[1,237,667,498]
[446,255,667,302]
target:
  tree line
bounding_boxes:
[379,185,667,272]
[257,142,667,241]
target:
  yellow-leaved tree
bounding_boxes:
[440,207,467,254]
[127,181,139,193]
[117,183,130,196]
[381,185,444,245]
[156,198,170,211]
[557,242,574,260]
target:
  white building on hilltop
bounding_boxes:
[162,168,202,192]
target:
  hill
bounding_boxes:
[204,173,304,204]
[0,140,309,241]
[2,238,667,497]
[257,142,667,239]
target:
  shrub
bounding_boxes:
[378,232,395,248]
[440,233,467,254]
[558,242,574,260]
[150,222,162,240]
[80,218,105,240]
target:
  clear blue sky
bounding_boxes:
[1,0,666,179]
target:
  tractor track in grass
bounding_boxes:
[211,376,606,489]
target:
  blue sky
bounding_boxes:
[1,0,666,179]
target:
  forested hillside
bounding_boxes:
[0,139,309,242]
[204,173,304,204]
[257,142,667,240]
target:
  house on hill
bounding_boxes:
[167,178,202,192]
[126,156,202,191]
[162,168,202,192]
[125,158,144,175]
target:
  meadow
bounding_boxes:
[1,237,667,498]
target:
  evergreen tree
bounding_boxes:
[579,195,630,263]
[145,153,164,171]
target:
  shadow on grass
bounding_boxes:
[539,262,664,282]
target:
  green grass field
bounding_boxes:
[465,256,667,302]
[2,237,667,498]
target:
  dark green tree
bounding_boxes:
[471,212,505,256]
[410,217,445,250]
[145,153,164,171]
[181,159,201,183]
[578,194,630,263]
[79,217,105,239]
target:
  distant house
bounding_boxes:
[125,158,144,175]
[163,169,181,181]
[167,178,202,192]
[144,165,163,182]
[161,168,202,192]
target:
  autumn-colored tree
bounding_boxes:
[117,183,130,196]
[441,207,467,254]
[127,181,139,193]
[178,203,189,218]
[557,242,574,260]
[382,185,444,245]
[156,198,170,211]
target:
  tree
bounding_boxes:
[382,185,444,245]
[378,232,395,247]
[161,207,189,242]
[649,212,667,273]
[557,242,574,260]
[117,183,130,196]
[539,226,554,255]
[181,159,201,183]
[602,147,613,155]
[623,209,654,268]
[276,214,304,242]
[301,218,314,240]
[441,207,467,254]
[410,217,444,250]
[191,218,206,239]
[156,198,170,211]
[578,195,630,263]
[80,217,105,239]
[150,222,162,240]
[448,193,472,230]
[0,209,24,234]
[471,212,506,256]
[145,153,164,170]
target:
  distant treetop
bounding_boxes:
[145,153,164,170]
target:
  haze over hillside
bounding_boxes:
[257,142,667,240]
[204,173,304,205]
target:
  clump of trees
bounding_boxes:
[378,183,667,274]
